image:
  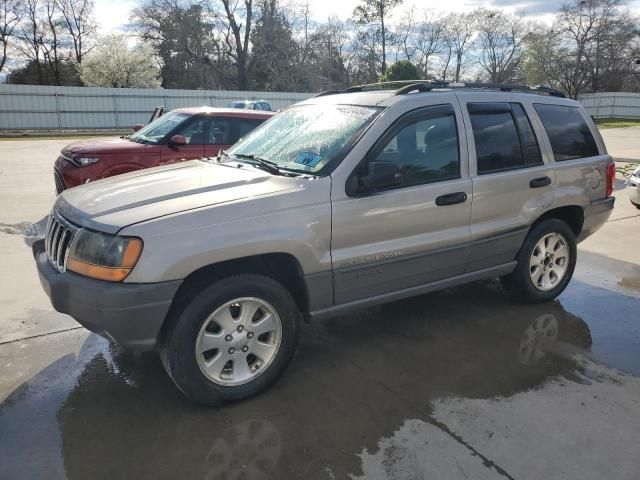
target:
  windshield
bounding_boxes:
[226,104,381,174]
[130,111,191,144]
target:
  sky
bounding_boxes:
[95,0,640,34]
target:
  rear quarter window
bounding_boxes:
[533,104,600,161]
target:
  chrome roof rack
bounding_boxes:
[312,79,566,99]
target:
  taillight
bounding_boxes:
[606,162,616,197]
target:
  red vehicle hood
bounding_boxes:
[64,137,150,155]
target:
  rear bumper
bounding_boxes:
[33,239,182,351]
[577,196,615,243]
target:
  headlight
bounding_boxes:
[67,229,143,282]
[75,156,100,167]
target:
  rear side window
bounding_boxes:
[468,103,543,175]
[533,104,599,161]
[206,118,232,145]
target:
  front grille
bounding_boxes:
[54,168,66,195]
[45,212,79,272]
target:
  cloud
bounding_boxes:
[468,0,640,17]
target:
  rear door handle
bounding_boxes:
[435,192,467,206]
[530,176,551,188]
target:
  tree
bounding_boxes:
[410,10,443,78]
[7,57,80,84]
[132,0,225,89]
[211,0,254,90]
[55,0,97,63]
[309,17,352,90]
[352,0,403,75]
[1,0,21,74]
[249,0,297,90]
[41,0,65,84]
[523,0,639,97]
[475,9,529,83]
[379,59,418,81]
[11,0,95,85]
[15,0,45,83]
[441,12,475,81]
[78,33,160,87]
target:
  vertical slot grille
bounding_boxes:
[45,212,79,272]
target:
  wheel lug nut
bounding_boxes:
[237,325,244,333]
[228,347,235,354]
[247,332,254,339]
[225,334,233,341]
[242,346,249,353]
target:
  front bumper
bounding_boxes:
[33,239,182,351]
[577,196,615,243]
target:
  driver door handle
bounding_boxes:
[435,192,467,206]
[530,176,551,188]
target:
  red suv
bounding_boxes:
[54,107,274,193]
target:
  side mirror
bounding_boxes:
[132,124,144,132]
[169,134,186,147]
[359,161,403,193]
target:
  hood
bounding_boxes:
[55,160,301,234]
[64,137,148,155]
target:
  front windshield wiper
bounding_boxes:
[232,152,290,176]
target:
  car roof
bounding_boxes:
[170,106,274,118]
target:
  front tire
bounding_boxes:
[501,219,577,303]
[160,274,301,405]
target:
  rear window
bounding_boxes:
[533,104,599,161]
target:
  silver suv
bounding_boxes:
[34,82,615,405]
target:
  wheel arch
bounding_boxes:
[532,205,584,237]
[163,253,311,331]
[99,163,146,179]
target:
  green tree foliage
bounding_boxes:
[132,1,228,90]
[7,58,80,84]
[379,59,419,82]
[249,0,296,91]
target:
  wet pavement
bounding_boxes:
[1,257,639,479]
[1,138,639,479]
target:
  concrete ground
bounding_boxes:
[0,133,639,479]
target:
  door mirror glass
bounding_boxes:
[169,134,186,146]
[132,124,144,132]
[359,161,403,192]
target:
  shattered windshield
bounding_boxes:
[226,104,382,174]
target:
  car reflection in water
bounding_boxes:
[1,281,594,479]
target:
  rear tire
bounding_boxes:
[159,274,301,406]
[501,219,577,303]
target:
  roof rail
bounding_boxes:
[311,80,436,98]
[394,81,566,98]
[312,80,566,99]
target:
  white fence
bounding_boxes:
[1,85,638,131]
[578,92,640,119]
[0,84,312,131]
